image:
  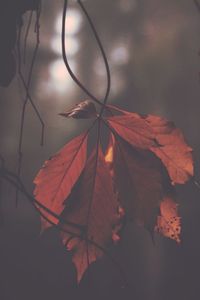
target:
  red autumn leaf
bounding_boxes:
[105,133,166,229]
[107,105,193,184]
[33,133,88,227]
[105,133,181,242]
[107,112,156,149]
[33,102,189,279]
[155,197,181,243]
[60,144,119,282]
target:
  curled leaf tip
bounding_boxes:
[59,100,97,119]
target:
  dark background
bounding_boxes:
[0,0,200,299]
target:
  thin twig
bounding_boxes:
[0,167,129,288]
[16,14,44,144]
[23,11,33,64]
[18,72,45,145]
[16,5,43,204]
[2,168,84,231]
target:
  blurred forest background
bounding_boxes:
[0,0,200,299]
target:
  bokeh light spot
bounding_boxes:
[48,59,76,94]
[55,8,82,36]
[51,36,80,57]
[110,44,130,65]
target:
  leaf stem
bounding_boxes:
[62,0,102,107]
[77,0,111,116]
[84,117,102,270]
[62,0,111,115]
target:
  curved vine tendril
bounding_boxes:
[62,0,111,114]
